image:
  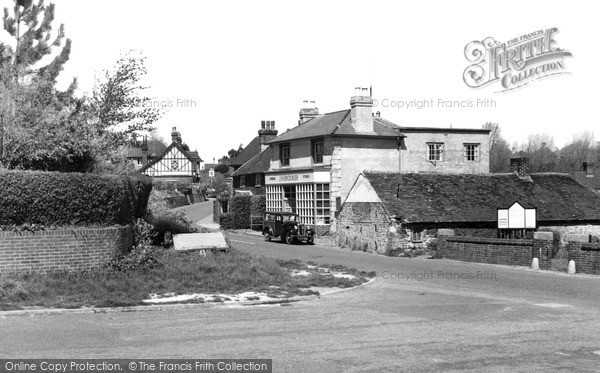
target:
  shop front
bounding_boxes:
[265,169,332,231]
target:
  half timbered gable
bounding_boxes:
[139,142,199,178]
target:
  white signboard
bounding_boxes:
[497,209,509,229]
[208,168,215,178]
[497,202,537,229]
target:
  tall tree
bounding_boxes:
[89,52,162,146]
[86,52,162,172]
[0,0,90,171]
[515,133,558,172]
[483,122,512,173]
[558,131,595,172]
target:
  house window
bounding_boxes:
[427,143,444,161]
[255,174,261,187]
[240,175,246,187]
[411,229,424,243]
[312,139,324,164]
[315,183,331,225]
[464,144,480,161]
[280,143,290,166]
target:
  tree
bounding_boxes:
[558,131,595,172]
[222,144,244,160]
[483,122,512,173]
[86,51,163,172]
[512,133,558,173]
[88,52,162,142]
[0,0,91,171]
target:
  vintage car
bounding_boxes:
[262,211,315,244]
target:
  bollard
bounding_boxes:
[567,260,576,275]
[531,257,539,270]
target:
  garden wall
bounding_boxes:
[0,226,133,273]
[438,230,553,268]
[566,234,600,274]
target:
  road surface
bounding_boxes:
[3,206,600,371]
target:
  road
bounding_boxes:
[3,205,600,371]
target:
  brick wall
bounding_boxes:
[438,231,553,268]
[566,235,600,274]
[0,226,134,274]
[337,202,391,253]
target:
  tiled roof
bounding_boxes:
[186,150,203,162]
[266,110,404,144]
[127,140,168,158]
[231,148,271,177]
[229,136,262,167]
[572,172,600,190]
[363,172,600,224]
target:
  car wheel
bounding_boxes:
[307,236,314,245]
[264,233,272,242]
[285,233,294,245]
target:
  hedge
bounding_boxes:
[219,212,234,230]
[218,195,267,230]
[229,195,252,229]
[0,170,152,226]
[250,195,266,229]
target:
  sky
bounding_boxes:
[2,0,597,162]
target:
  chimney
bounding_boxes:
[171,127,182,144]
[583,161,595,174]
[298,100,319,124]
[258,120,278,151]
[141,135,148,165]
[350,87,374,133]
[510,157,530,177]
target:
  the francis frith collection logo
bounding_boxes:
[463,28,572,92]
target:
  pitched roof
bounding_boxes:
[138,142,199,173]
[362,172,600,224]
[229,136,262,167]
[186,150,203,162]
[266,110,404,144]
[126,140,168,158]
[231,148,271,177]
[572,172,600,190]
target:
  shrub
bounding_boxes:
[0,170,152,226]
[250,195,266,229]
[219,213,234,230]
[109,219,164,271]
[148,210,198,246]
[229,195,252,229]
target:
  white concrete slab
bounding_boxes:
[173,232,229,251]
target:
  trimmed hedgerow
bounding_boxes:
[218,195,265,230]
[219,212,234,230]
[250,195,266,229]
[0,170,152,226]
[229,195,252,229]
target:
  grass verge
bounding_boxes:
[0,249,370,311]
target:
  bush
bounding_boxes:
[219,213,234,230]
[0,169,152,226]
[147,210,198,246]
[229,195,252,229]
[109,219,163,272]
[250,195,266,229]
